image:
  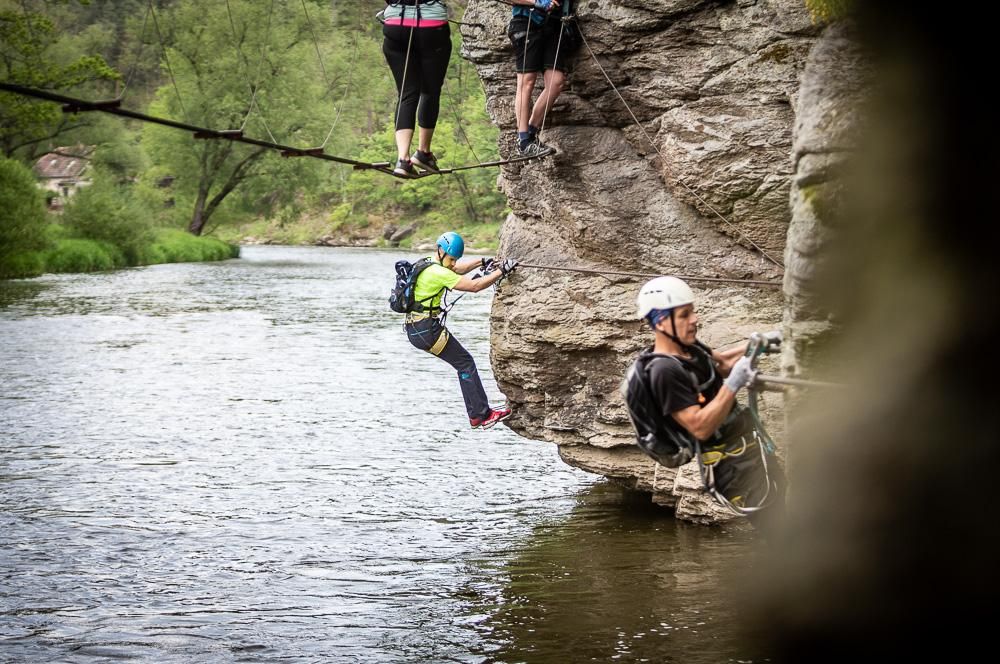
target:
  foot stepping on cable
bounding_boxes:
[411,150,440,173]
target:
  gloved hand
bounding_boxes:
[724,355,756,393]
[500,258,518,276]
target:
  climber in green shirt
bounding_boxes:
[404,231,518,428]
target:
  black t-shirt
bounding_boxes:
[646,342,721,432]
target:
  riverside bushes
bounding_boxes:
[1,160,239,280]
[0,158,50,279]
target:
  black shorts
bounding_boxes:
[508,16,580,74]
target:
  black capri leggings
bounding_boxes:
[382,24,452,131]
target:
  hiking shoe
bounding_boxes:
[411,150,440,173]
[393,158,416,177]
[518,138,552,158]
[481,406,512,429]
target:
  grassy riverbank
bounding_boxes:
[1,227,238,280]
[1,158,238,280]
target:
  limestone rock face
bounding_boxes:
[462,0,821,521]
[783,21,869,380]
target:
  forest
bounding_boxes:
[1,0,506,278]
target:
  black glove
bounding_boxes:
[500,258,518,276]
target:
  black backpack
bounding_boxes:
[389,258,435,313]
[620,352,704,468]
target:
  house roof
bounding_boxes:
[33,145,95,180]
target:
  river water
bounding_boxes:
[1,246,760,663]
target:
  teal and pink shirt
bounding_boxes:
[383,1,448,28]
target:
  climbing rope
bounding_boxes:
[696,333,782,517]
[225,0,279,138]
[444,59,484,164]
[575,25,786,270]
[119,2,151,102]
[300,0,357,149]
[516,261,783,288]
[148,0,191,124]
[536,13,571,142]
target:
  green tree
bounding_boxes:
[0,5,120,158]
[0,156,50,278]
[142,0,353,235]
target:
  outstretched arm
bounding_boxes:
[453,269,503,293]
[452,256,492,275]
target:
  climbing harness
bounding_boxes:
[695,332,782,517]
[376,5,484,30]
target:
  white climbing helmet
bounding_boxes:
[636,276,695,320]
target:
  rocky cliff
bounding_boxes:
[462,0,828,522]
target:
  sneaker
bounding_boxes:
[480,406,512,430]
[470,414,485,429]
[518,138,552,158]
[393,158,415,177]
[411,150,440,173]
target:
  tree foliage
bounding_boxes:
[2,0,507,252]
[142,0,370,234]
[0,156,50,277]
[804,0,855,24]
[0,3,120,158]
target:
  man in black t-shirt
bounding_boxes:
[634,276,784,525]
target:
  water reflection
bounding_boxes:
[0,278,50,309]
[465,482,758,663]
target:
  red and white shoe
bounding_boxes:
[481,406,512,430]
[470,415,485,429]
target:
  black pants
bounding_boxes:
[406,317,490,420]
[382,24,452,131]
[508,15,580,73]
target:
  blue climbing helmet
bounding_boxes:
[436,231,465,259]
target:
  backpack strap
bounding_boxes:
[410,258,446,315]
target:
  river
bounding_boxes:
[1,246,759,663]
